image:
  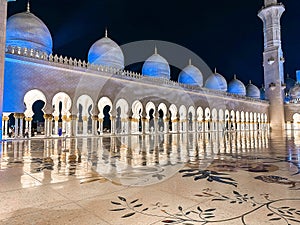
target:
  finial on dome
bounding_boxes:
[105,28,108,38]
[27,0,30,13]
[233,74,237,79]
[249,80,252,84]
[154,45,158,54]
[189,58,192,66]
[214,68,217,74]
[287,73,289,78]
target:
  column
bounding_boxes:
[82,115,88,135]
[14,113,19,137]
[53,116,59,135]
[27,117,32,138]
[65,116,71,136]
[70,115,77,137]
[164,118,169,133]
[110,116,116,134]
[91,115,98,135]
[172,118,178,133]
[144,117,149,134]
[98,118,103,134]
[62,115,67,133]
[3,115,8,137]
[19,114,24,137]
[121,117,128,134]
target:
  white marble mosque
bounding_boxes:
[0,0,300,140]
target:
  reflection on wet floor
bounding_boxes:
[0,131,300,224]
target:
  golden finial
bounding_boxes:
[27,0,30,13]
[189,58,192,66]
[105,28,108,38]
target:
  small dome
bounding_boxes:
[88,30,124,70]
[289,83,300,99]
[246,81,260,99]
[6,10,53,54]
[227,75,246,95]
[142,47,170,79]
[285,76,296,92]
[178,60,203,86]
[204,70,227,91]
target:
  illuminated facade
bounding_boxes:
[0,0,300,139]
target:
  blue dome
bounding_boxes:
[6,11,53,54]
[227,76,246,95]
[204,71,227,91]
[246,81,260,99]
[142,49,170,79]
[285,76,296,92]
[88,34,124,70]
[178,62,203,86]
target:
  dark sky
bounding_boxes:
[6,0,300,86]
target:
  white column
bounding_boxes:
[82,115,88,135]
[54,116,59,135]
[14,114,19,137]
[4,118,8,137]
[110,116,116,134]
[164,118,169,133]
[28,118,32,138]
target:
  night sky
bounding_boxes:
[6,0,300,86]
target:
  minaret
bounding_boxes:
[258,0,285,131]
[0,0,15,139]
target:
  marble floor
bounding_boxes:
[0,131,299,225]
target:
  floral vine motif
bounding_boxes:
[179,169,238,187]
[110,191,300,224]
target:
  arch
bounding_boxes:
[98,96,113,133]
[146,101,156,133]
[230,110,235,130]
[158,103,168,132]
[169,104,178,132]
[196,107,204,132]
[225,109,230,130]
[77,95,93,135]
[115,98,129,133]
[52,92,72,135]
[132,100,143,119]
[205,107,211,131]
[24,89,47,118]
[98,97,113,118]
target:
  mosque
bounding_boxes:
[0,0,299,139]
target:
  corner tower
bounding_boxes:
[258,0,285,131]
[0,0,15,139]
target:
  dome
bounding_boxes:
[178,60,203,86]
[227,75,246,95]
[6,10,53,54]
[246,81,260,99]
[289,83,300,99]
[204,70,227,91]
[285,75,296,92]
[142,48,170,79]
[88,31,124,70]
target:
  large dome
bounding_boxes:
[88,31,124,70]
[6,10,53,54]
[142,48,170,79]
[227,76,246,95]
[204,70,227,91]
[178,60,203,86]
[246,81,260,99]
[289,83,300,99]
